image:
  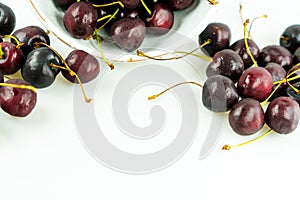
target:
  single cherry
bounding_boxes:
[12,26,50,56]
[0,3,16,35]
[22,47,62,88]
[110,18,146,51]
[280,24,300,54]
[237,67,273,102]
[144,3,174,34]
[0,79,37,117]
[202,75,239,112]
[258,45,293,71]
[206,49,244,83]
[198,22,231,57]
[265,96,300,134]
[230,38,260,69]
[62,50,100,83]
[63,2,98,39]
[229,98,265,136]
[0,42,24,75]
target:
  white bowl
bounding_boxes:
[28,0,215,62]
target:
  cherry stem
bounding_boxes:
[280,35,290,45]
[33,42,92,103]
[287,63,300,78]
[244,19,258,67]
[0,82,37,93]
[137,39,212,61]
[239,3,244,25]
[207,0,219,5]
[96,8,119,32]
[0,44,4,59]
[1,35,24,48]
[92,1,124,9]
[248,14,267,39]
[148,81,203,100]
[222,129,273,150]
[261,81,283,107]
[140,0,152,16]
[95,32,114,70]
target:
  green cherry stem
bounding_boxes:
[148,81,203,100]
[243,19,258,67]
[0,82,37,93]
[140,0,152,16]
[222,129,273,150]
[0,44,4,58]
[92,1,124,9]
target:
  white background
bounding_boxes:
[1,0,300,200]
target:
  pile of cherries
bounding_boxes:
[198,21,300,149]
[54,0,203,51]
[0,2,100,117]
[148,19,300,149]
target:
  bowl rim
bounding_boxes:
[28,0,218,63]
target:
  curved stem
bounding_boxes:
[243,19,258,67]
[140,0,152,16]
[148,81,203,100]
[1,35,24,48]
[34,42,92,103]
[92,1,124,9]
[0,82,37,93]
[222,129,273,150]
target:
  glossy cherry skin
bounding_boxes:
[12,26,50,56]
[64,2,98,39]
[22,47,61,88]
[198,22,231,57]
[110,18,146,51]
[144,3,174,34]
[237,67,273,102]
[0,42,24,75]
[53,0,76,10]
[164,0,194,10]
[280,24,300,54]
[0,79,37,117]
[0,3,16,35]
[229,98,265,136]
[258,45,293,71]
[230,38,260,69]
[265,97,300,134]
[202,75,239,112]
[62,50,100,83]
[206,49,244,83]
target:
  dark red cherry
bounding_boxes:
[280,24,300,54]
[237,67,273,102]
[22,47,62,88]
[229,98,265,136]
[62,50,100,83]
[144,3,174,34]
[63,2,98,39]
[202,75,239,112]
[0,42,24,75]
[0,3,16,35]
[198,22,231,57]
[164,0,194,10]
[258,45,293,71]
[0,79,37,117]
[121,0,140,10]
[206,49,244,83]
[230,38,260,69]
[53,0,76,10]
[12,26,50,56]
[110,18,146,51]
[265,96,300,134]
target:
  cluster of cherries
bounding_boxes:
[148,18,300,150]
[0,2,100,117]
[54,0,218,51]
